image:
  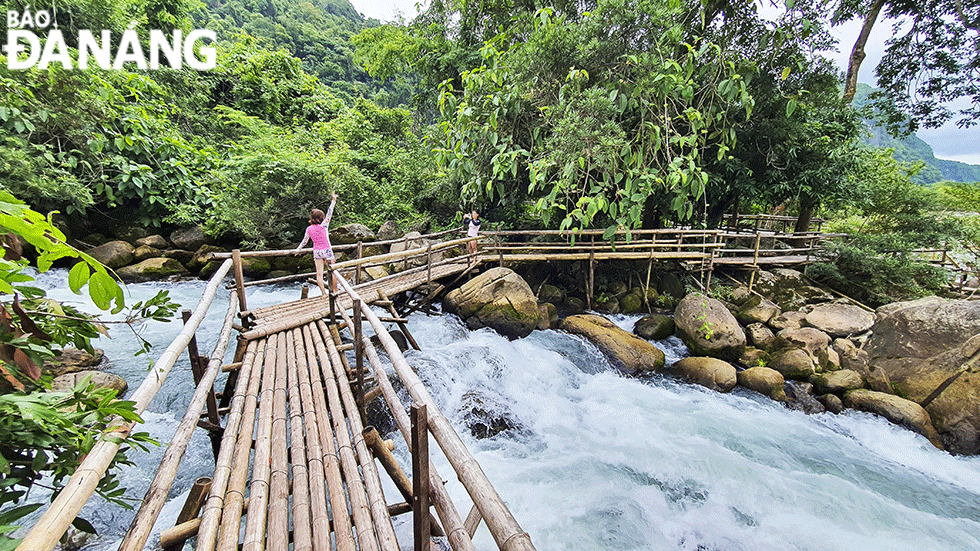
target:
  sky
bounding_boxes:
[347,0,979,165]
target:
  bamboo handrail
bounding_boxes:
[208,227,464,259]
[335,276,535,551]
[16,258,234,551]
[119,288,239,551]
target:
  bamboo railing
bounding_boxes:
[17,259,235,551]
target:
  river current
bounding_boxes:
[29,271,980,551]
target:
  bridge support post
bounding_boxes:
[353,299,365,424]
[356,241,363,285]
[181,309,221,457]
[232,249,247,312]
[412,403,430,551]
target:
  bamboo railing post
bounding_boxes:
[363,427,444,537]
[301,284,309,299]
[403,236,411,271]
[182,309,220,428]
[379,290,420,351]
[753,233,761,267]
[412,403,430,551]
[426,243,433,288]
[356,241,364,285]
[233,250,247,312]
[354,298,365,422]
[219,336,247,410]
[587,238,595,311]
[163,477,212,551]
[329,266,337,322]
[464,505,483,538]
[496,234,503,267]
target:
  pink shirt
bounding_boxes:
[297,199,336,251]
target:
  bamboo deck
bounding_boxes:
[194,319,400,551]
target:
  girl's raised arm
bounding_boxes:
[322,192,338,227]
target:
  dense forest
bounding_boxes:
[0,0,979,537]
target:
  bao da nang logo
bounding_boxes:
[3,6,216,70]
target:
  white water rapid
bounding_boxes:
[28,272,980,551]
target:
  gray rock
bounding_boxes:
[867,297,980,360]
[332,223,377,246]
[770,348,816,380]
[666,357,737,392]
[736,295,780,325]
[737,366,787,401]
[135,234,169,249]
[745,323,776,351]
[595,296,620,314]
[818,394,844,414]
[783,381,825,414]
[804,303,875,337]
[674,293,747,362]
[657,272,686,300]
[170,225,208,251]
[164,249,195,265]
[117,257,186,282]
[844,389,944,450]
[52,370,127,395]
[738,347,770,368]
[88,240,135,269]
[810,369,864,395]
[774,327,831,371]
[560,314,665,375]
[188,245,227,272]
[42,347,105,377]
[376,220,402,242]
[769,311,806,331]
[114,225,150,245]
[538,284,565,304]
[443,267,540,339]
[133,245,162,262]
[633,314,675,341]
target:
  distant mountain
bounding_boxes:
[853,84,980,185]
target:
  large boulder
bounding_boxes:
[42,347,105,377]
[169,226,208,251]
[773,327,831,371]
[188,244,227,272]
[559,314,665,375]
[117,257,186,282]
[674,293,746,361]
[332,223,377,246]
[390,231,441,267]
[866,297,980,360]
[843,389,944,449]
[810,369,864,395]
[52,370,128,395]
[804,303,875,338]
[736,295,780,325]
[657,272,686,300]
[88,240,135,269]
[737,366,786,401]
[783,381,825,414]
[376,220,402,242]
[538,284,565,304]
[770,348,816,380]
[239,257,272,278]
[769,311,806,332]
[133,245,163,262]
[443,267,540,339]
[745,323,775,351]
[665,357,737,392]
[619,292,643,314]
[633,314,675,341]
[114,225,150,245]
[873,334,980,455]
[135,235,169,249]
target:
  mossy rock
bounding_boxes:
[595,296,620,314]
[240,257,272,278]
[117,258,186,282]
[199,260,223,280]
[633,314,675,341]
[619,292,643,314]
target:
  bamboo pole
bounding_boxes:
[162,477,212,551]
[181,309,221,426]
[208,228,462,260]
[214,337,267,551]
[412,403,430,551]
[195,338,261,551]
[300,324,355,551]
[343,326,474,551]
[120,290,238,551]
[18,259,234,551]
[161,499,251,549]
[337,277,534,551]
[285,329,313,551]
[293,327,341,551]
[378,290,420,351]
[233,250,247,312]
[464,505,483,538]
[363,427,444,537]
[267,330,290,551]
[242,331,280,551]
[307,324,382,551]
[317,320,400,550]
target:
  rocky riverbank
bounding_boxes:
[443,265,980,455]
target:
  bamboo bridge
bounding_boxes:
[16,218,845,551]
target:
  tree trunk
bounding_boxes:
[843,0,886,103]
[794,201,815,234]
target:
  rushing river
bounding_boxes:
[28,271,980,551]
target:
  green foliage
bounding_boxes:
[435,1,754,233]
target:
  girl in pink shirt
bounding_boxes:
[296,191,338,296]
